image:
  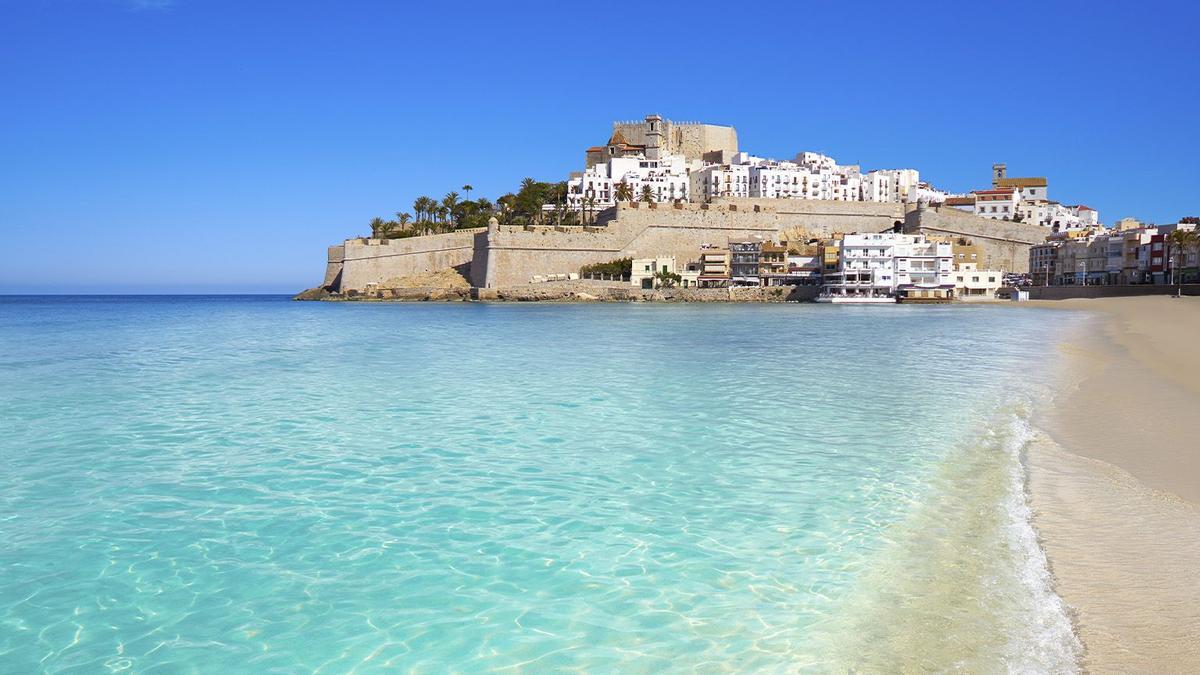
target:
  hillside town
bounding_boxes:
[552,115,1196,302]
[316,115,1198,302]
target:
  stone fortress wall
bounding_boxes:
[473,199,906,288]
[333,229,481,292]
[903,204,1046,273]
[320,199,1045,293]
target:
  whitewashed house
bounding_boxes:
[823,233,953,298]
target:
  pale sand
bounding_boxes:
[1025,297,1200,672]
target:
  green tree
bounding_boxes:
[653,270,682,288]
[462,184,473,201]
[496,194,517,225]
[1167,228,1199,290]
[580,257,633,278]
[412,197,429,224]
[583,195,596,225]
[640,184,653,203]
[442,192,460,228]
[615,181,633,203]
[369,216,386,238]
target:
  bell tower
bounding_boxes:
[992,163,1007,187]
[646,114,663,161]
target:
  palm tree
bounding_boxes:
[442,192,460,228]
[615,181,633,204]
[640,184,653,204]
[412,197,426,224]
[396,212,412,229]
[462,184,473,202]
[1167,228,1199,292]
[583,196,596,225]
[369,216,386,238]
[379,219,397,238]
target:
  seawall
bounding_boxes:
[336,229,482,293]
[297,281,820,303]
[1023,284,1200,300]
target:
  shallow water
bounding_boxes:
[0,297,1081,671]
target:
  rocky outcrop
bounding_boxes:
[297,283,819,303]
[293,287,336,301]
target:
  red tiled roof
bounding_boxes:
[996,177,1047,188]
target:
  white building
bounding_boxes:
[862,169,921,203]
[823,233,953,298]
[952,263,1003,300]
[559,117,987,212]
[973,188,1019,220]
[691,163,751,200]
[631,256,678,289]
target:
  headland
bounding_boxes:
[299,115,1197,303]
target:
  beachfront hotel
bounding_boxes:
[820,233,954,300]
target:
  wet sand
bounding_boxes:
[1026,297,1200,671]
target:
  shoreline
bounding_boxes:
[1029,297,1200,670]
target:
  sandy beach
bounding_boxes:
[1027,297,1200,672]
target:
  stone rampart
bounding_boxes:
[322,200,1041,293]
[323,245,345,289]
[905,205,1048,273]
[473,199,906,287]
[334,229,482,292]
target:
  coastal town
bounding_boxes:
[307,115,1198,302]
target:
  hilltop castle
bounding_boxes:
[585,115,739,167]
[310,115,1078,296]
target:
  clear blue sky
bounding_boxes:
[2,0,1197,293]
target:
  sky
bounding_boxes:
[1,0,1198,293]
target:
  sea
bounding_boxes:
[0,295,1084,672]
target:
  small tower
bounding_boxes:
[645,114,663,161]
[992,163,1007,187]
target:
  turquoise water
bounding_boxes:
[0,297,1081,672]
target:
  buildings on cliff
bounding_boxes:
[562,116,1101,231]
[946,164,1100,230]
[565,115,940,211]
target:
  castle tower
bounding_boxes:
[645,114,663,161]
[992,163,1007,187]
